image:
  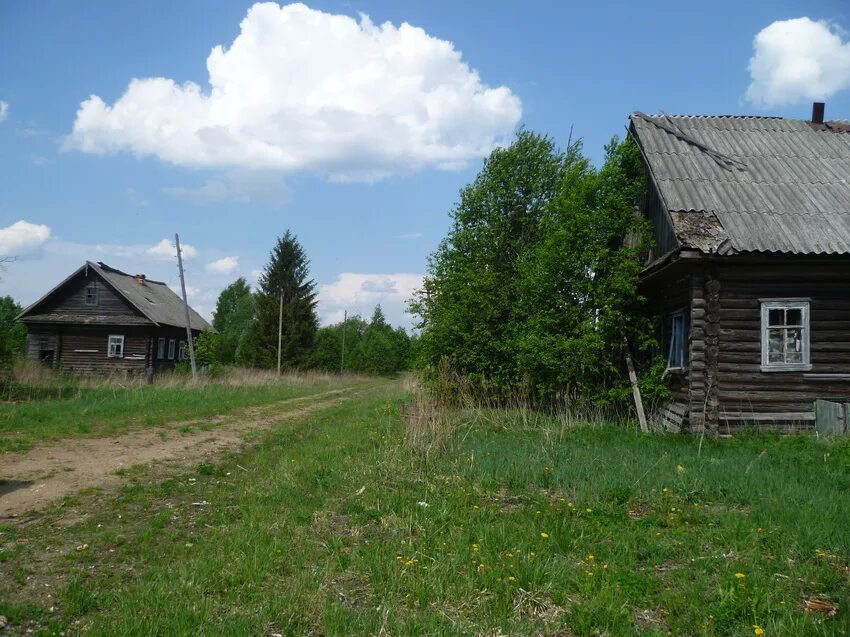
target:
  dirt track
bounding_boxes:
[0,387,362,518]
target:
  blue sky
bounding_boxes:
[2,0,849,326]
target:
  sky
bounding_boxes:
[2,0,850,327]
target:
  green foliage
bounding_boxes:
[0,296,26,363]
[412,130,657,403]
[238,231,318,369]
[306,305,411,375]
[193,329,221,373]
[211,278,254,364]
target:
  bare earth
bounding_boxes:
[0,387,361,519]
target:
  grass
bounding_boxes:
[0,365,372,452]
[1,383,849,635]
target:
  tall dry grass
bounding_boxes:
[404,364,625,458]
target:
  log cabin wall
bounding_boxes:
[40,270,147,320]
[715,258,850,433]
[58,326,152,376]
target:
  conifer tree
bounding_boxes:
[242,231,318,368]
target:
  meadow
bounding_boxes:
[1,380,849,635]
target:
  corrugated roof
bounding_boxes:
[91,262,210,330]
[630,113,850,255]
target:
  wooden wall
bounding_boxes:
[55,326,151,376]
[715,260,850,432]
[39,269,145,319]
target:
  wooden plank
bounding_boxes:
[720,411,815,421]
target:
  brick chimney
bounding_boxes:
[812,101,825,125]
[134,274,147,285]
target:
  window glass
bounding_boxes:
[664,310,687,370]
[762,301,808,368]
[85,284,98,306]
[108,335,124,358]
[157,338,166,359]
[168,339,176,360]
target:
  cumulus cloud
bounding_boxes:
[0,101,8,122]
[165,171,291,206]
[146,238,197,261]
[0,220,51,256]
[318,272,422,326]
[746,17,850,107]
[65,2,521,181]
[206,255,239,275]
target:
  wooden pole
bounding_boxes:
[277,293,283,376]
[175,233,197,381]
[340,310,347,374]
[623,335,649,433]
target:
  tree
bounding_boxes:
[212,278,254,364]
[240,231,318,369]
[0,296,26,363]
[412,130,655,403]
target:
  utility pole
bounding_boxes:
[340,310,347,374]
[277,292,283,375]
[175,233,197,381]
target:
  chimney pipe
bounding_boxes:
[134,274,146,284]
[812,101,825,125]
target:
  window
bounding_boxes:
[85,283,98,306]
[178,340,187,361]
[761,300,810,371]
[157,337,166,360]
[168,339,176,360]
[108,335,124,358]
[663,309,688,371]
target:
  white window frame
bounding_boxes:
[85,283,98,306]
[107,334,125,358]
[168,339,176,360]
[157,337,166,360]
[760,299,811,372]
[178,340,187,361]
[665,308,688,372]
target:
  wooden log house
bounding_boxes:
[15,261,211,377]
[630,102,850,434]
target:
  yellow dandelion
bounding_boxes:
[507,576,516,582]
[676,464,686,474]
[477,563,485,573]
[585,570,594,576]
[567,502,574,508]
[735,572,746,579]
[586,554,595,561]
[753,625,765,636]
[586,508,593,513]
[540,532,550,539]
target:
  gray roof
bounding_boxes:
[92,262,210,330]
[18,261,211,331]
[630,113,850,255]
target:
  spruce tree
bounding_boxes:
[244,231,318,369]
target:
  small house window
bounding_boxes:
[178,340,187,361]
[157,337,166,360]
[761,300,810,371]
[108,335,124,358]
[85,284,98,306]
[168,339,176,360]
[664,309,688,371]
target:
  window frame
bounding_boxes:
[107,334,125,358]
[85,283,98,306]
[664,308,688,372]
[178,340,187,362]
[157,337,166,360]
[168,338,176,360]
[760,299,811,372]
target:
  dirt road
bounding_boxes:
[0,387,363,518]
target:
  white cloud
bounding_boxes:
[206,255,239,275]
[165,171,291,206]
[65,2,521,181]
[0,220,51,256]
[318,272,422,327]
[146,238,197,261]
[746,17,850,107]
[0,101,8,122]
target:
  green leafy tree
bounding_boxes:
[413,130,655,403]
[0,296,26,363]
[212,278,254,364]
[241,231,318,369]
[193,329,220,369]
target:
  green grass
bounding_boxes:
[1,386,849,635]
[0,375,368,452]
